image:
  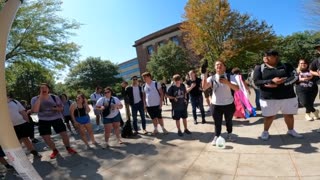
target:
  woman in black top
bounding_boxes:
[296,59,319,121]
[70,94,97,148]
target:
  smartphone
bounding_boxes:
[219,75,225,79]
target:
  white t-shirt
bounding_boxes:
[143,81,161,107]
[132,86,141,104]
[90,92,103,108]
[207,74,238,105]
[96,96,121,118]
[8,100,26,126]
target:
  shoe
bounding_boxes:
[184,129,192,134]
[66,147,77,154]
[30,150,42,158]
[31,138,40,144]
[162,128,169,134]
[178,130,183,136]
[194,120,198,125]
[227,133,236,142]
[142,129,148,134]
[94,126,100,132]
[152,129,159,136]
[5,164,14,170]
[260,131,269,141]
[312,110,319,120]
[133,131,138,135]
[211,136,218,146]
[50,149,59,159]
[202,119,206,124]
[305,113,313,121]
[287,129,303,138]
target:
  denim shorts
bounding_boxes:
[103,113,122,124]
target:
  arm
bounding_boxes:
[158,83,164,108]
[69,103,78,125]
[253,65,273,87]
[31,97,41,113]
[309,59,320,77]
[201,73,212,91]
[20,110,29,122]
[283,64,299,86]
[84,99,91,114]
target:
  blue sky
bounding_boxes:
[59,0,312,65]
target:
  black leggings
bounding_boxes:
[211,103,235,137]
[296,85,318,113]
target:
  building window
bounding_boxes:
[170,36,179,45]
[147,45,154,55]
[158,41,165,47]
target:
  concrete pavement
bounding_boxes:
[2,91,320,179]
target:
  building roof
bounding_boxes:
[118,57,138,66]
[133,22,182,47]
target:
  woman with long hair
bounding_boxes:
[296,59,319,121]
[70,93,97,149]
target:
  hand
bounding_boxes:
[219,78,229,84]
[272,77,285,84]
[191,83,196,89]
[264,83,278,88]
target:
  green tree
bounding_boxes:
[5,61,54,101]
[274,31,320,67]
[181,0,276,69]
[5,0,80,69]
[65,57,122,92]
[147,41,190,81]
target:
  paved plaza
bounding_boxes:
[2,90,320,179]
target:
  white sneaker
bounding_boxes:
[305,113,313,121]
[312,110,320,120]
[260,131,269,141]
[211,136,218,146]
[287,129,303,138]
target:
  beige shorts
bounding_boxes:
[260,97,298,117]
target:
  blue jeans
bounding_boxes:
[131,101,146,131]
[190,95,205,121]
[254,88,261,109]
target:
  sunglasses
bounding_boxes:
[132,78,138,80]
[105,91,111,94]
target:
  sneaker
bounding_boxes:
[260,131,269,141]
[30,150,42,158]
[94,126,100,132]
[227,133,236,142]
[142,129,148,134]
[152,129,159,136]
[312,109,320,120]
[287,129,303,138]
[31,138,40,144]
[162,128,169,134]
[184,129,192,134]
[211,136,218,146]
[194,120,198,125]
[66,147,77,154]
[133,131,138,135]
[50,149,59,159]
[178,130,183,136]
[305,113,313,121]
[5,164,14,170]
[202,119,206,124]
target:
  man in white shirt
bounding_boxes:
[142,72,168,135]
[90,86,103,131]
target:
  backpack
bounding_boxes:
[121,119,133,138]
[102,97,113,117]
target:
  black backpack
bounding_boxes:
[121,119,133,138]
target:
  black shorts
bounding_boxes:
[63,115,72,123]
[146,106,162,119]
[38,118,66,136]
[172,109,188,120]
[0,146,5,157]
[14,122,32,139]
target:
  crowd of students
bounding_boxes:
[2,46,320,173]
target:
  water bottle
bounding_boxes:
[216,136,226,148]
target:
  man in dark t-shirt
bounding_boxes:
[167,74,192,136]
[253,50,302,141]
[186,70,206,124]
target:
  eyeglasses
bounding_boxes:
[132,78,137,81]
[105,91,111,94]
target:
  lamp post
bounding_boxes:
[0,0,41,179]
